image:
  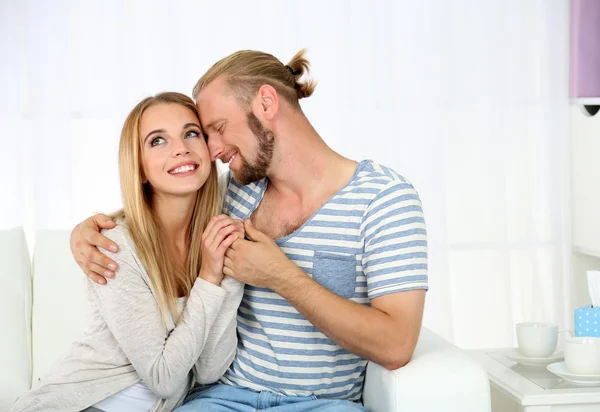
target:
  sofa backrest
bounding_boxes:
[31,230,90,388]
[0,227,32,410]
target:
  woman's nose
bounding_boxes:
[172,141,191,157]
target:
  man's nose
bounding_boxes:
[207,136,223,162]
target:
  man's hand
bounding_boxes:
[70,213,120,284]
[223,219,299,289]
[199,215,244,286]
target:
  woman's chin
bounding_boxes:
[154,184,204,198]
[173,185,204,196]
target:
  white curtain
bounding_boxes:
[0,0,573,349]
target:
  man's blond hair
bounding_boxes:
[193,49,317,110]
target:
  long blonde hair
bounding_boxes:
[193,49,317,110]
[112,92,220,322]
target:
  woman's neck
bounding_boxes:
[152,192,196,258]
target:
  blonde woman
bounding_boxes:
[10,92,244,412]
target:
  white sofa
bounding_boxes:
[1,227,491,412]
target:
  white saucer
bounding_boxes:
[505,349,563,366]
[547,362,600,385]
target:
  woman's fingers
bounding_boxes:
[202,215,233,246]
[218,234,239,256]
[211,224,239,252]
[203,216,243,251]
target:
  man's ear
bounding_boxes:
[253,84,279,121]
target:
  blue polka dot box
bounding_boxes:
[575,305,600,337]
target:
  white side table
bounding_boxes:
[467,349,600,411]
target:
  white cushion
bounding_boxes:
[0,227,32,410]
[31,230,90,388]
[363,327,491,412]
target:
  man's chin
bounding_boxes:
[231,172,252,186]
[231,169,265,186]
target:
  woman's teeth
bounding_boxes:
[169,164,196,174]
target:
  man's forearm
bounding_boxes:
[273,266,417,370]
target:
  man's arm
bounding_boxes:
[70,213,120,284]
[276,271,425,370]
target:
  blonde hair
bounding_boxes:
[111,92,220,323]
[193,49,317,110]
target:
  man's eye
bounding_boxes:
[185,130,200,138]
[151,137,165,147]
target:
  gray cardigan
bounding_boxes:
[9,223,244,412]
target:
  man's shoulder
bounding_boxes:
[221,172,267,202]
[355,160,416,192]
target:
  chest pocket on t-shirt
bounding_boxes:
[312,251,357,299]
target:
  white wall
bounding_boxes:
[0,0,572,348]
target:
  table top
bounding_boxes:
[467,349,600,406]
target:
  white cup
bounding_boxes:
[516,322,560,358]
[564,336,600,375]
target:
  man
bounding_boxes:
[71,49,428,411]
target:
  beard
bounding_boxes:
[232,111,275,185]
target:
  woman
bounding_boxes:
[10,92,244,412]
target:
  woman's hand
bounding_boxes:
[198,215,244,285]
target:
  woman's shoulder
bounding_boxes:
[91,218,151,288]
[99,218,139,265]
[101,218,133,247]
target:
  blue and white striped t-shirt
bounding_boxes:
[219,160,428,400]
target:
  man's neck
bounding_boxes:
[266,115,358,204]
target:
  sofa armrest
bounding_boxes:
[363,327,491,412]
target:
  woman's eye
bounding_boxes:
[185,130,200,138]
[151,137,165,147]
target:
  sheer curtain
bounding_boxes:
[0,0,572,349]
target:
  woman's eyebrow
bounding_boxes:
[144,129,166,143]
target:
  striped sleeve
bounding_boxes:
[362,180,428,300]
